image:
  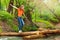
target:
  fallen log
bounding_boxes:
[23,29,60,39]
[23,34,45,39]
[39,29,60,34]
[0,32,37,36]
[0,29,60,38]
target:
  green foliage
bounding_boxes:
[14,0,26,7]
[1,0,10,10]
[40,14,59,23]
[23,25,38,32]
[0,26,3,32]
[49,17,59,23]
[7,20,18,32]
[0,0,1,10]
[0,10,18,32]
[32,8,59,23]
[0,10,13,21]
[35,20,55,29]
[43,22,55,29]
[55,5,60,17]
[18,0,26,5]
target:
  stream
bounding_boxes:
[0,35,60,40]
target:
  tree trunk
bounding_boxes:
[7,0,14,13]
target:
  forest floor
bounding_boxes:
[55,23,60,29]
[0,21,13,32]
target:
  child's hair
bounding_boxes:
[20,5,24,8]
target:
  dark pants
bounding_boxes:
[17,17,24,30]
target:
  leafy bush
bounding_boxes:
[0,10,13,22]
[32,7,59,23]
[35,20,56,29]
[49,17,59,23]
[55,5,60,17]
[0,10,18,32]
[22,25,38,32]
[43,21,55,29]
[39,13,59,23]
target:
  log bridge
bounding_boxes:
[0,29,60,39]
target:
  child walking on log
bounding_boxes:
[10,4,25,32]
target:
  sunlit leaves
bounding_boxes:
[1,0,10,10]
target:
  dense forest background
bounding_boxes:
[0,0,60,32]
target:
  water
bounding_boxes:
[0,35,60,40]
[0,36,23,40]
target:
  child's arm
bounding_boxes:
[10,4,18,9]
[23,14,27,19]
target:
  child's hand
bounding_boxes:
[10,4,12,6]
